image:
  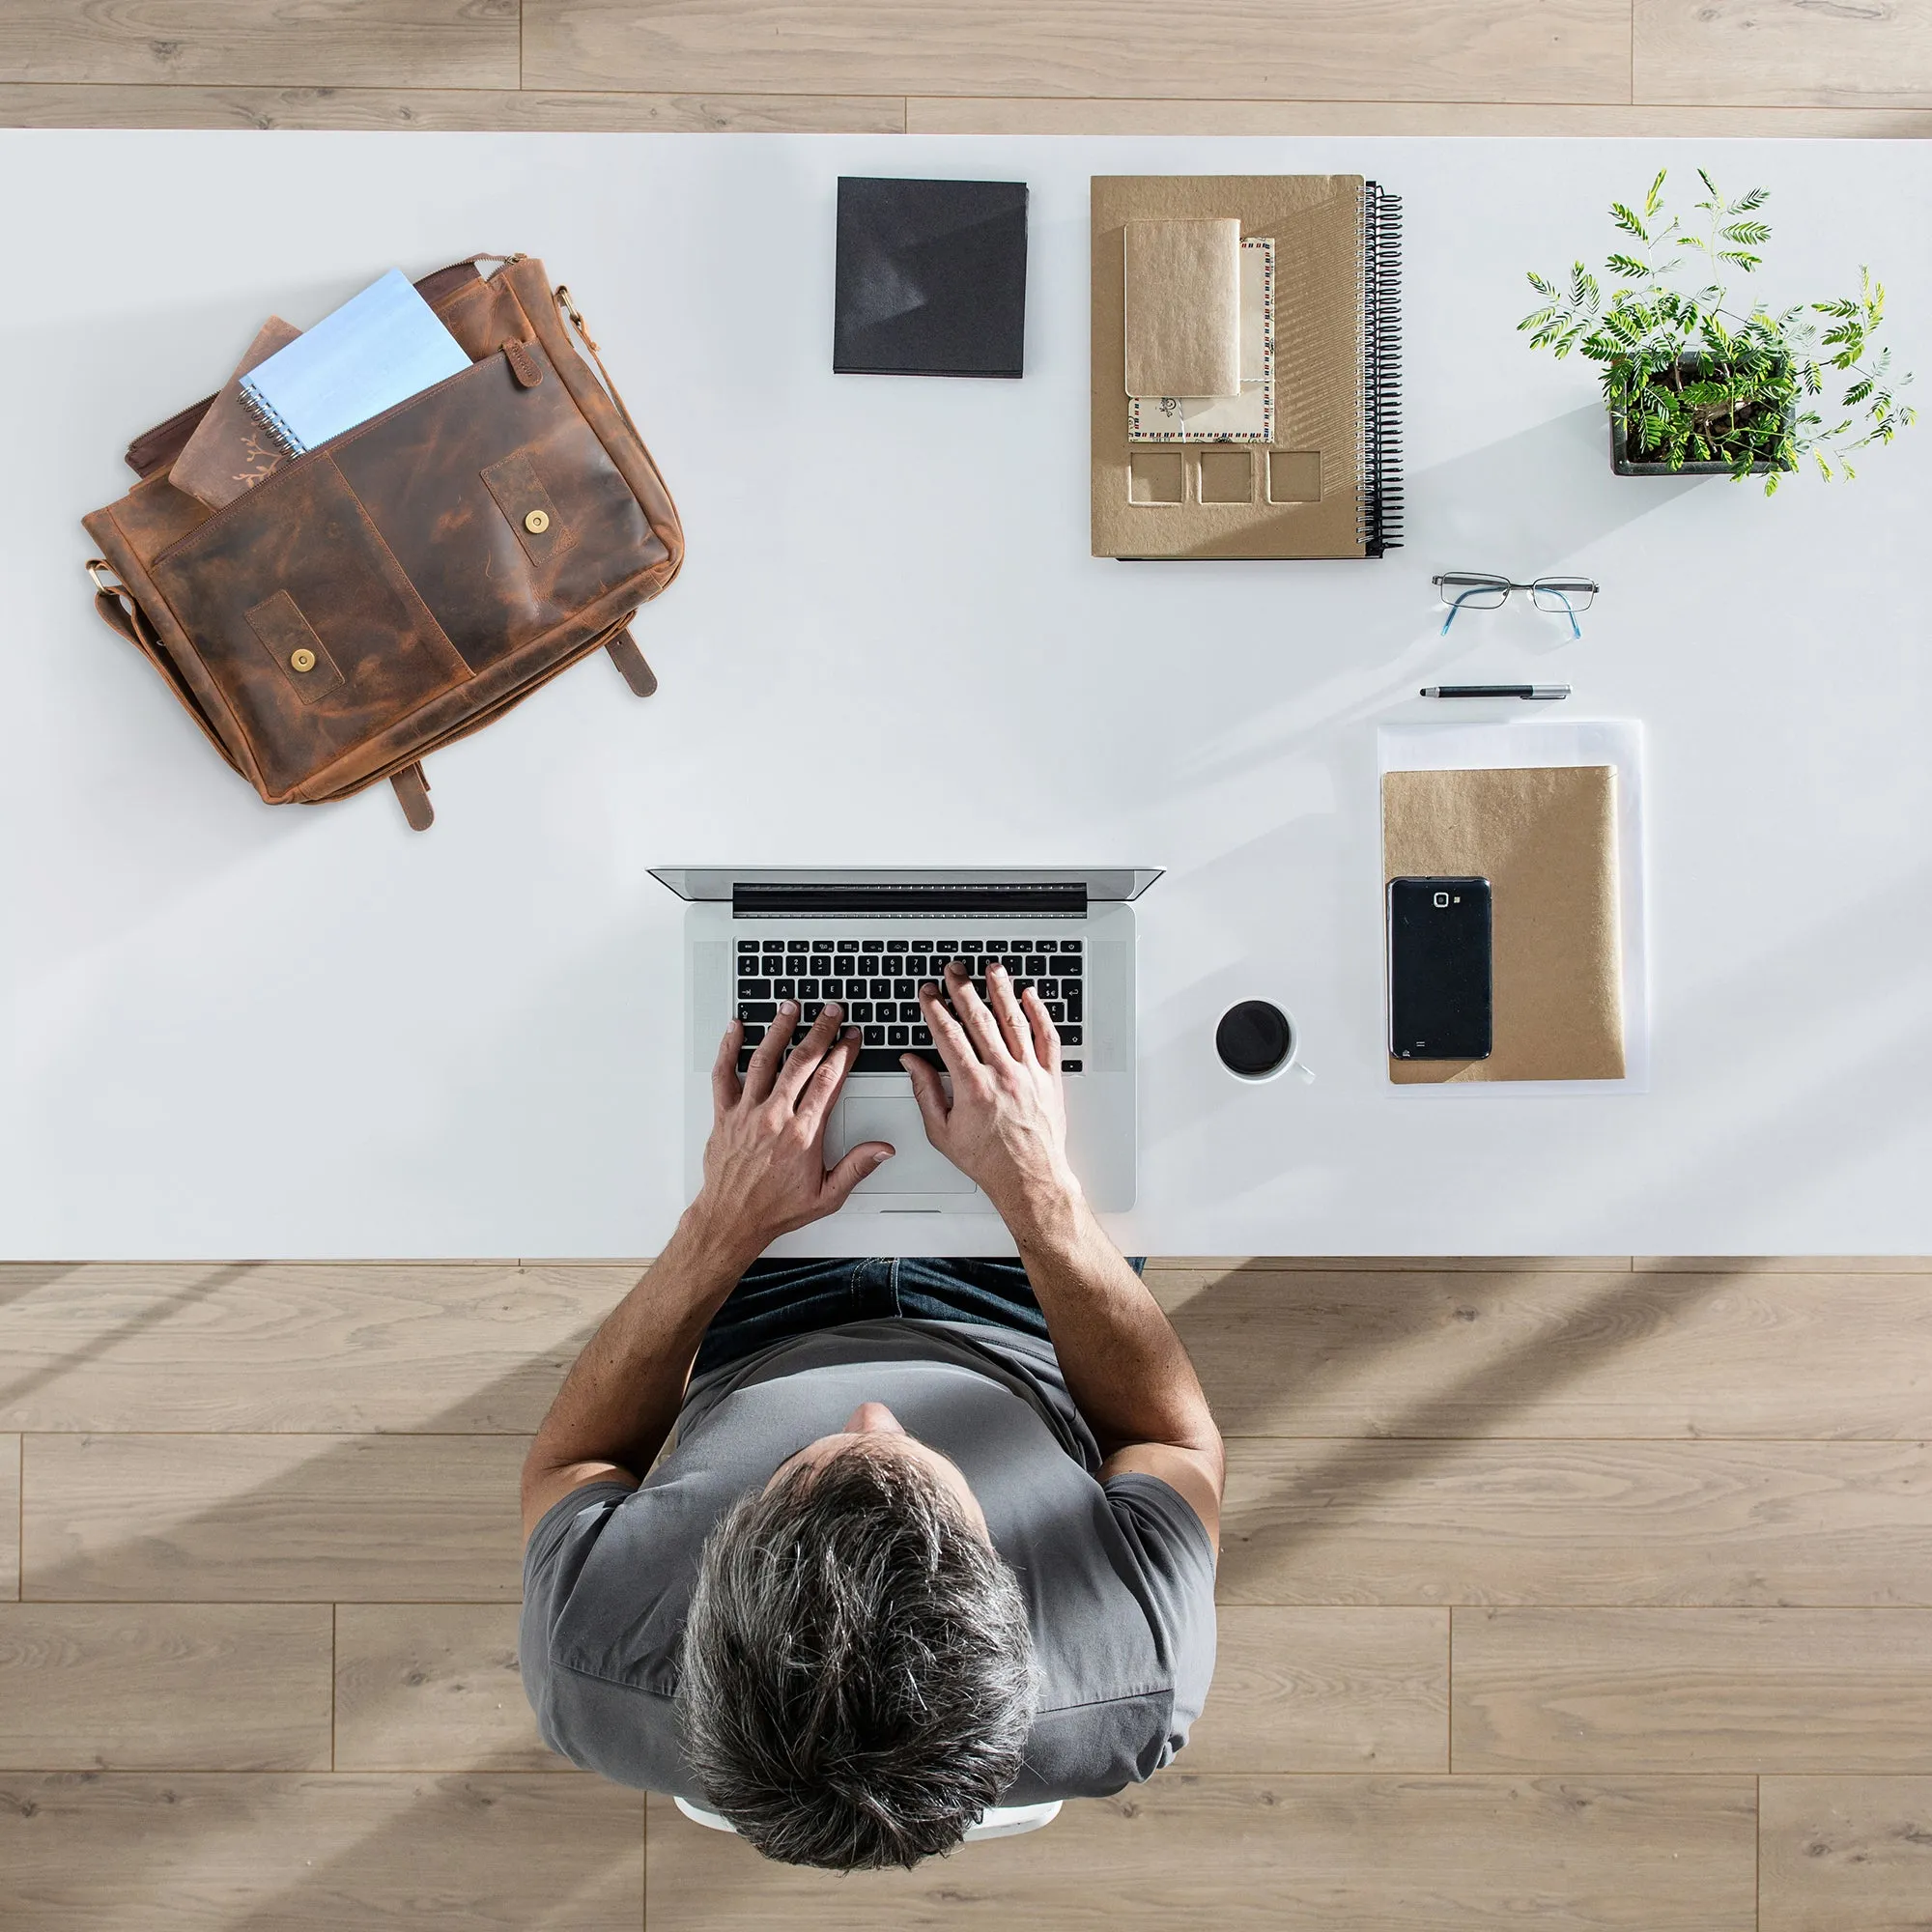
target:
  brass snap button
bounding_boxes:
[290,647,317,673]
[524,508,551,534]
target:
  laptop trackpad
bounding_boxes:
[835,1097,978,1196]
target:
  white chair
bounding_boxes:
[673,1795,1061,1843]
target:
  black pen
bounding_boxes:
[1419,683,1572,699]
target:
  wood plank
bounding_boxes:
[911,99,1932,135]
[1145,1267,1932,1438]
[335,1604,561,1771]
[0,1773,643,1929]
[0,1263,631,1432]
[1455,1608,1932,1773]
[0,0,520,89]
[1635,1256,1932,1272]
[1759,1776,1932,1932]
[0,83,905,130]
[1150,1256,1631,1272]
[1185,1606,1446,1773]
[1636,0,1932,108]
[645,1776,1756,1930]
[1218,1438,1932,1606]
[1,1435,15,1601]
[524,0,1634,103]
[0,1604,330,1770]
[21,1435,526,1602]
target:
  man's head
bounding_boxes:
[678,1403,1037,1870]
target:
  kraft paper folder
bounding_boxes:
[1092,174,1402,560]
[1381,765,1626,1084]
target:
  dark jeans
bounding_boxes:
[693,1255,1144,1381]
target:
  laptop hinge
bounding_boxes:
[731,881,1088,919]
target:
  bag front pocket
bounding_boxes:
[151,456,469,798]
[330,340,663,672]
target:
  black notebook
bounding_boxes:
[834,178,1029,379]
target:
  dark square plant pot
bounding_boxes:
[1609,411,1795,476]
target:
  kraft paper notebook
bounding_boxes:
[1381,765,1625,1084]
[1092,174,1402,560]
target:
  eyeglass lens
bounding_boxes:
[1530,579,1597,613]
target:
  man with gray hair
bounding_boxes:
[520,961,1223,1870]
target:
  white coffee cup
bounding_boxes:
[1215,1001,1316,1085]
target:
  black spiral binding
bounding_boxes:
[1359,182,1405,557]
[238,379,305,460]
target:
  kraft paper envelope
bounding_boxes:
[1382,765,1625,1083]
[1122,218,1242,397]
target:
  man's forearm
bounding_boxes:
[1003,1179,1218,1461]
[521,1198,758,1513]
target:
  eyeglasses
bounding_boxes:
[1432,572,1600,639]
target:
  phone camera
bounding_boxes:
[1432,891,1450,908]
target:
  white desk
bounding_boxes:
[5,130,1929,1259]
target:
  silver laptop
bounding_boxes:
[651,868,1159,1214]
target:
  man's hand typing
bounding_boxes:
[902,961,1082,1227]
[695,1001,894,1265]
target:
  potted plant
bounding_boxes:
[1520,169,1915,493]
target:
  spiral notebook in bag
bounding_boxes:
[239,268,470,457]
[1092,175,1402,560]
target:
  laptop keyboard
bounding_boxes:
[735,936,1085,1074]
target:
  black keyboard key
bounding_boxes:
[1037,940,1057,953]
[888,1024,909,1046]
[862,940,884,953]
[985,938,1008,950]
[738,1002,777,1022]
[741,1023,766,1044]
[810,939,833,951]
[869,978,892,999]
[1038,979,1059,999]
[737,942,759,956]
[1046,999,1065,1021]
[1060,954,1083,977]
[1063,1059,1083,1073]
[959,938,982,952]
[1065,991,1083,1021]
[1025,956,1047,977]
[1058,1025,1082,1047]
[893,979,914,1000]
[850,1046,945,1072]
[799,980,819,1000]
[837,940,859,953]
[784,959,807,980]
[906,956,929,976]
[737,978,772,999]
[896,1002,921,1022]
[773,979,796,999]
[911,939,936,952]
[886,940,908,953]
[1000,955,1024,975]
[851,1002,873,1022]
[810,956,833,976]
[912,1024,932,1047]
[863,1024,886,1046]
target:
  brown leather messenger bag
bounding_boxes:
[81,254,683,830]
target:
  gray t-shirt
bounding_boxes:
[520,1318,1217,1803]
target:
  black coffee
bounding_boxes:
[1216,1001,1293,1077]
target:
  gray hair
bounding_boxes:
[677,1441,1037,1870]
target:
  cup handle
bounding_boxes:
[1291,1061,1316,1086]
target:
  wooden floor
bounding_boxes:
[1,1258,1929,1927]
[8,5,1932,1924]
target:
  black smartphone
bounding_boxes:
[1387,877,1493,1060]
